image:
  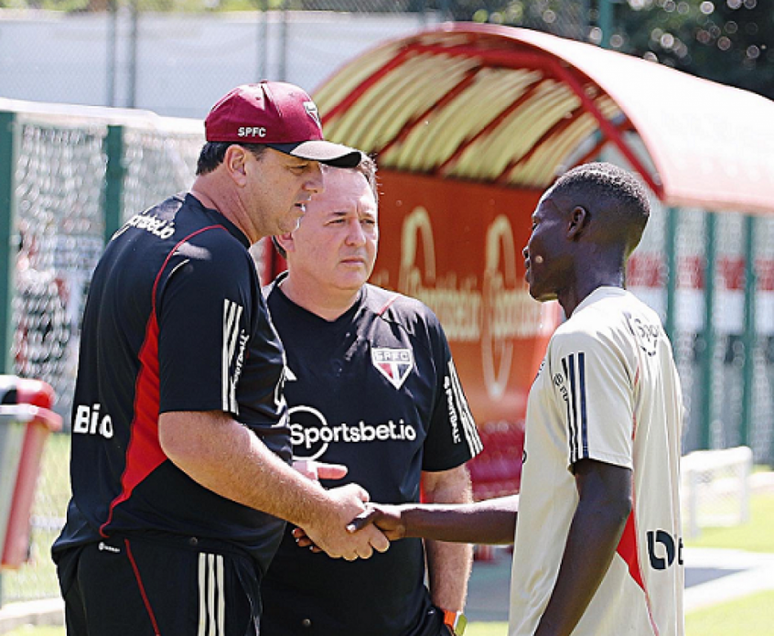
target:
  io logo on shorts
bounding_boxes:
[289,404,417,461]
[371,348,414,389]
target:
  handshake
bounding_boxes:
[290,460,518,560]
[289,460,407,562]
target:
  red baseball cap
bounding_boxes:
[204,81,362,168]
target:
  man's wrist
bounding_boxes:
[441,609,467,636]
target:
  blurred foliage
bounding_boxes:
[451,0,774,101]
[614,0,774,101]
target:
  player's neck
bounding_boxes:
[560,269,625,317]
[279,275,360,322]
[190,178,259,244]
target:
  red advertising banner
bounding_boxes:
[372,170,561,496]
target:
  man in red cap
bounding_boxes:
[52,81,388,636]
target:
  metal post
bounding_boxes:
[128,0,139,108]
[106,0,118,107]
[699,212,717,450]
[740,214,756,449]
[0,111,17,376]
[418,0,428,26]
[687,467,699,539]
[256,0,268,81]
[279,2,288,82]
[598,0,613,49]
[439,0,451,21]
[580,0,592,40]
[665,207,678,344]
[104,126,126,243]
[0,110,18,607]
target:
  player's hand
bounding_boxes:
[300,483,390,561]
[347,503,407,541]
[293,459,348,482]
[293,502,407,548]
[291,526,322,551]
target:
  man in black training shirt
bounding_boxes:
[52,81,389,636]
[261,157,483,636]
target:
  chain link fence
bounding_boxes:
[12,123,107,425]
[0,106,203,602]
[628,206,773,466]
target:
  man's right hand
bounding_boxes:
[293,502,406,551]
[347,503,407,540]
[300,484,391,561]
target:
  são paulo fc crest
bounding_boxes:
[371,348,414,390]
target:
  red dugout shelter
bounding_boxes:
[298,24,774,498]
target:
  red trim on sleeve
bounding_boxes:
[376,292,399,316]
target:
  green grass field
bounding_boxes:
[464,585,774,636]
[684,490,774,552]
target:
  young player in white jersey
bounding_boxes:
[510,285,684,636]
[342,162,685,636]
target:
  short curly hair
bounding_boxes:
[549,162,650,255]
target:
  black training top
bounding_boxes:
[52,194,291,572]
[260,276,483,636]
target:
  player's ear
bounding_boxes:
[275,232,295,254]
[223,145,248,186]
[567,205,590,240]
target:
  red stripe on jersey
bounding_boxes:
[617,505,660,635]
[617,511,645,589]
[632,366,641,440]
[376,293,399,316]
[100,225,228,537]
[100,311,165,537]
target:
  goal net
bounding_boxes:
[681,445,752,539]
[0,96,203,601]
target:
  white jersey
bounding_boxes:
[509,287,684,636]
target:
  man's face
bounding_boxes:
[286,167,378,297]
[523,192,572,302]
[244,147,324,237]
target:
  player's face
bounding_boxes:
[245,148,324,237]
[288,167,378,297]
[523,193,572,302]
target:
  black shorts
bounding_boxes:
[55,534,262,636]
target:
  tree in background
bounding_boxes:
[453,0,773,100]
[616,0,774,101]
